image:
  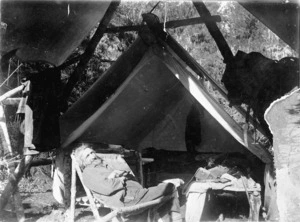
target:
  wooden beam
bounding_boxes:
[0,85,23,103]
[1,98,21,106]
[192,0,234,63]
[58,55,82,70]
[29,158,52,167]
[62,0,120,104]
[105,15,221,33]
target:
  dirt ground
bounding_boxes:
[0,152,262,222]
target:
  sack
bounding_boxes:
[182,167,229,195]
[194,167,215,181]
[182,167,211,195]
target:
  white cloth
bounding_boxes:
[52,151,71,205]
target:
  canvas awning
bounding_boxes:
[239,0,299,51]
[60,37,272,163]
[0,0,111,66]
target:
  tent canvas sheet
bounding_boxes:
[60,38,272,163]
[1,1,111,66]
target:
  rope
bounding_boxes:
[0,64,23,88]
[163,2,167,32]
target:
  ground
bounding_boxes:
[0,152,263,222]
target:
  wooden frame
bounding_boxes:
[70,153,172,222]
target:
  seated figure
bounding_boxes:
[73,144,182,222]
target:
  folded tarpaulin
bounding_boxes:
[60,38,272,163]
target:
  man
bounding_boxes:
[73,144,182,222]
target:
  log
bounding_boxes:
[0,155,33,211]
[105,16,221,33]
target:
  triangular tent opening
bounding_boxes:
[60,37,272,164]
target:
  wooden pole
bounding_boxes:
[1,104,24,221]
[0,105,12,155]
[12,190,25,222]
[249,191,261,222]
[70,155,102,221]
[7,163,25,222]
[137,152,144,187]
[1,98,21,106]
[105,16,221,33]
[192,0,234,63]
[29,158,52,167]
[0,104,25,220]
[69,155,77,222]
[0,85,23,103]
[62,0,120,104]
[101,195,173,222]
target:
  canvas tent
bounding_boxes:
[60,36,272,164]
[239,1,299,51]
[0,0,111,66]
[1,0,298,66]
[1,1,298,218]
